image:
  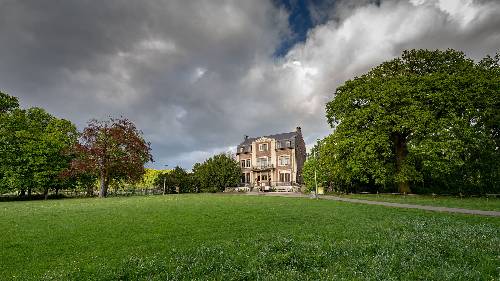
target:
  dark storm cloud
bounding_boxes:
[0,0,499,169]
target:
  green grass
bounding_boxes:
[1,194,499,280]
[337,193,500,211]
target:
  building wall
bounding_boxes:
[236,128,306,187]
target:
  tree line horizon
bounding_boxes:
[1,48,499,198]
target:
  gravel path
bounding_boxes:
[241,192,500,217]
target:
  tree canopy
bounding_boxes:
[318,49,500,194]
[192,153,241,193]
[67,118,153,197]
[0,92,78,197]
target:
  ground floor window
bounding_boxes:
[279,172,291,182]
[246,173,250,183]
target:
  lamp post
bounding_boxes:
[163,164,168,195]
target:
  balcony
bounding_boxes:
[251,163,275,171]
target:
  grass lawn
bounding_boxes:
[1,194,499,280]
[337,193,500,211]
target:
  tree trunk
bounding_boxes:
[394,133,411,194]
[55,188,59,195]
[27,187,32,198]
[43,187,49,200]
[20,189,26,197]
[99,172,108,198]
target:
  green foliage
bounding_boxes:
[0,97,78,196]
[0,91,19,113]
[192,153,241,192]
[1,195,498,280]
[136,168,166,189]
[323,49,500,194]
[153,166,196,194]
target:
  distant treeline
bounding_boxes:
[0,92,241,199]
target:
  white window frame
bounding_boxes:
[257,157,268,168]
[276,141,281,149]
[286,140,291,147]
[278,155,290,166]
[246,159,251,168]
[279,171,291,182]
[259,143,268,151]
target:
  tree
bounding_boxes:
[0,103,78,197]
[192,153,241,193]
[68,118,153,197]
[0,91,19,113]
[154,166,194,194]
[325,49,500,194]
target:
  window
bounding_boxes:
[240,147,244,152]
[245,173,250,183]
[279,172,291,182]
[276,141,281,149]
[286,141,291,147]
[279,155,290,166]
[241,159,251,168]
[261,174,268,181]
[257,157,268,168]
[259,143,268,151]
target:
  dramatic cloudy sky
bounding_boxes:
[1,0,499,169]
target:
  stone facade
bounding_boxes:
[236,127,306,190]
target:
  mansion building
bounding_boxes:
[236,127,306,190]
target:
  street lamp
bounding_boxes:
[163,164,168,195]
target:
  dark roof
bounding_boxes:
[239,131,297,146]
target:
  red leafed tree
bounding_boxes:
[69,117,153,197]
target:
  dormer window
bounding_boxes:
[259,143,268,151]
[240,147,244,153]
[286,141,291,147]
[276,141,281,149]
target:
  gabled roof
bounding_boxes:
[239,131,297,146]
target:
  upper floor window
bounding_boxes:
[286,141,291,147]
[276,141,281,149]
[259,143,268,151]
[240,147,244,153]
[241,159,251,168]
[279,155,290,166]
[257,157,269,168]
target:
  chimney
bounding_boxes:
[296,126,301,134]
[244,135,249,141]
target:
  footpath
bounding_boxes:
[240,192,500,217]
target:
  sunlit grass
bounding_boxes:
[1,194,499,280]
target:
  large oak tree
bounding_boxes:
[325,49,500,194]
